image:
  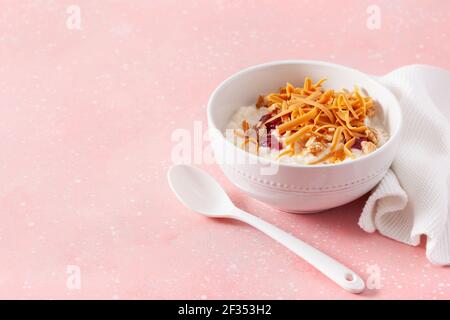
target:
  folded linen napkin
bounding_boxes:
[359,65,450,265]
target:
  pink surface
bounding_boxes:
[0,0,449,299]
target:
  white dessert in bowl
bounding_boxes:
[207,60,402,213]
[225,79,390,165]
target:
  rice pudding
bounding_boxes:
[225,77,389,165]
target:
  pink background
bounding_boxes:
[0,0,449,299]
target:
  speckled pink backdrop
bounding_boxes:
[0,0,449,300]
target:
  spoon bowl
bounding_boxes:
[168,164,234,217]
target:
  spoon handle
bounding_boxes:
[232,207,365,294]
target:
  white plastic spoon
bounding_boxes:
[167,164,365,294]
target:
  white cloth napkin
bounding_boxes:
[358,65,450,265]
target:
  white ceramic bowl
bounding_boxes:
[207,60,402,213]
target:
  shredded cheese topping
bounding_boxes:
[233,77,380,164]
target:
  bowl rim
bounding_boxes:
[207,59,403,169]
